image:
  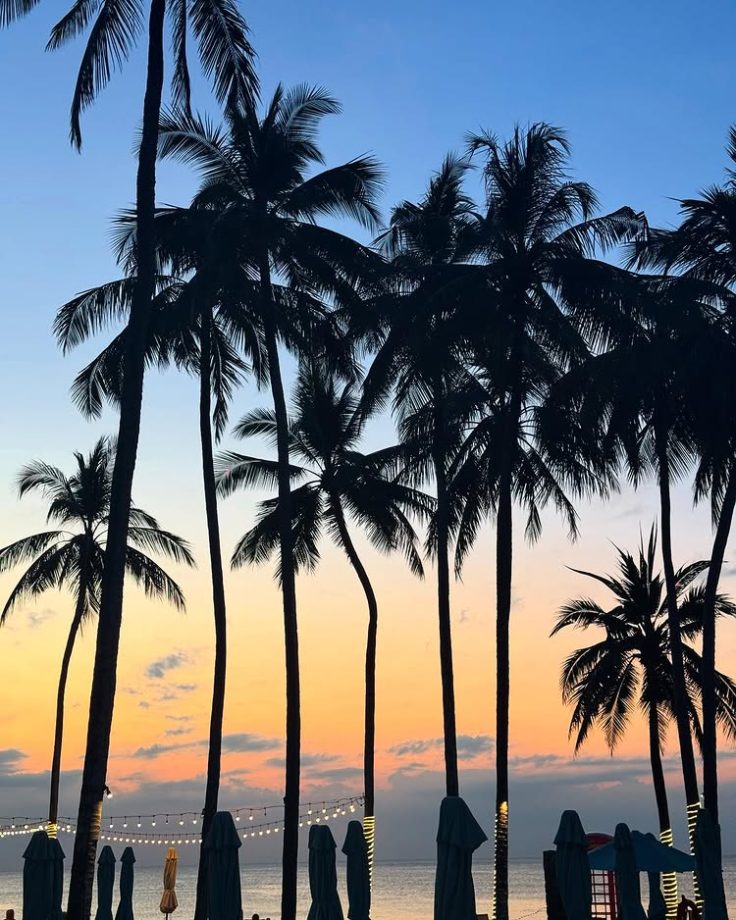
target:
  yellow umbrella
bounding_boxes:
[159,848,178,917]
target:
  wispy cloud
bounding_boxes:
[265,752,340,769]
[0,748,26,770]
[389,734,493,759]
[145,652,189,679]
[133,733,281,760]
[26,608,57,628]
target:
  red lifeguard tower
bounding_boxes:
[587,833,617,920]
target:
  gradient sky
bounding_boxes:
[2,0,736,874]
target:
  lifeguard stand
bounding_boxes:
[587,833,617,920]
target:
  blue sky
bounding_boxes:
[3,0,736,873]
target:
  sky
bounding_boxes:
[2,0,736,873]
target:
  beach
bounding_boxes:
[2,858,736,920]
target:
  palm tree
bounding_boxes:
[633,128,736,822]
[0,3,256,914]
[455,124,643,920]
[359,157,481,800]
[546,271,717,853]
[53,228,263,920]
[0,437,193,837]
[215,363,432,872]
[552,529,736,917]
[156,87,383,920]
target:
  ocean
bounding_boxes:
[2,859,736,920]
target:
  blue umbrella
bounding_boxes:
[115,846,136,920]
[49,837,65,920]
[23,830,55,920]
[694,809,727,920]
[307,824,344,920]
[614,823,647,920]
[342,821,370,920]
[589,832,694,873]
[554,810,591,920]
[205,811,243,920]
[95,846,117,920]
[433,796,488,920]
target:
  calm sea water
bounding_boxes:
[2,858,736,920]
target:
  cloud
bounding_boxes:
[133,742,190,760]
[166,715,192,723]
[133,733,280,760]
[457,735,494,757]
[307,766,363,782]
[389,734,493,759]
[0,749,26,770]
[164,727,193,737]
[145,652,188,679]
[26,608,57,628]
[221,734,281,754]
[265,752,340,769]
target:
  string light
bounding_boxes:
[0,796,365,847]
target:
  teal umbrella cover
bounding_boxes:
[694,809,727,920]
[433,796,488,920]
[115,846,136,920]
[589,832,693,874]
[95,846,117,920]
[614,824,647,920]
[205,811,243,920]
[23,830,55,920]
[554,810,591,920]
[307,824,344,920]
[49,837,66,920]
[342,821,370,920]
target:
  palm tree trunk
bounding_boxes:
[701,464,736,824]
[648,703,678,919]
[48,552,90,833]
[493,464,512,920]
[259,254,300,920]
[66,3,166,918]
[330,498,377,876]
[194,310,230,920]
[432,379,459,798]
[654,425,700,869]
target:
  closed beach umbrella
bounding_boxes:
[614,823,646,920]
[49,836,65,920]
[434,796,488,920]
[159,848,178,917]
[307,824,344,920]
[115,847,136,920]
[341,821,370,920]
[554,810,591,920]
[694,809,727,920]
[22,830,55,920]
[646,871,666,920]
[644,835,666,920]
[205,811,243,920]
[95,846,116,920]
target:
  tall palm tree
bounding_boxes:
[546,273,716,853]
[456,124,643,920]
[0,437,193,836]
[359,157,481,800]
[552,529,736,917]
[0,4,256,915]
[156,87,383,920]
[53,232,263,920]
[634,128,736,822]
[215,363,432,872]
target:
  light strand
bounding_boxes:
[0,797,364,848]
